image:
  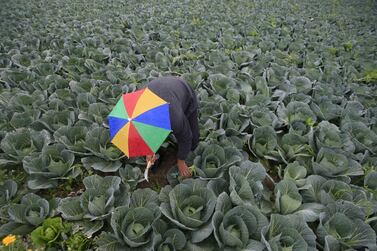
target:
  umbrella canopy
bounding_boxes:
[108,88,171,158]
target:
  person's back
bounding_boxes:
[146,76,199,177]
[148,76,197,116]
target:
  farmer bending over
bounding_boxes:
[146,76,199,178]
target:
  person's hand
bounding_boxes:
[177,159,192,178]
[146,154,157,164]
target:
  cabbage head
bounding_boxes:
[312,148,363,178]
[228,161,267,208]
[187,143,244,179]
[96,188,160,250]
[152,219,187,251]
[317,201,377,251]
[284,161,307,187]
[249,126,279,160]
[261,214,317,251]
[314,121,354,152]
[342,121,377,154]
[159,179,216,243]
[274,180,302,215]
[212,192,268,250]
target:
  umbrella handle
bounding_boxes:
[144,160,153,182]
[146,160,152,169]
[144,154,157,182]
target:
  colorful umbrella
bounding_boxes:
[107,88,171,158]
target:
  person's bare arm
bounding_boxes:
[177,159,191,178]
[146,154,157,164]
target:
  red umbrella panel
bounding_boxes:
[108,88,171,158]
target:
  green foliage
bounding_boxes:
[356,69,377,84]
[57,175,129,237]
[159,179,216,243]
[1,0,377,249]
[65,232,92,251]
[0,193,59,238]
[31,217,71,248]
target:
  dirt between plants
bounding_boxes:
[137,146,177,190]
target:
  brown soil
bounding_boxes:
[137,146,177,190]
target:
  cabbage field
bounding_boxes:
[1,0,377,250]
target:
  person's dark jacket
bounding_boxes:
[147,76,199,160]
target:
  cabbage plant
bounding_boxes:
[279,130,314,162]
[57,175,128,237]
[300,175,327,203]
[96,188,160,250]
[0,128,51,167]
[261,214,317,251]
[187,143,244,179]
[0,193,58,238]
[212,192,268,250]
[31,110,77,132]
[78,102,110,125]
[250,107,281,128]
[342,121,377,154]
[219,104,250,135]
[314,121,354,152]
[23,143,80,190]
[159,179,216,243]
[312,148,363,179]
[289,76,313,94]
[119,164,144,190]
[228,161,267,208]
[0,179,17,208]
[249,126,279,160]
[53,125,89,155]
[319,180,354,205]
[81,127,123,172]
[310,97,343,121]
[317,201,377,251]
[274,180,302,215]
[283,161,307,186]
[31,217,71,248]
[277,101,317,125]
[152,219,187,251]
